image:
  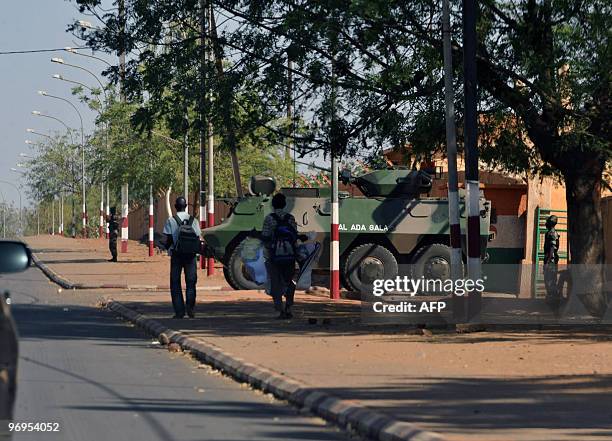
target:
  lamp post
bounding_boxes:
[32,112,73,236]
[54,56,110,239]
[63,47,112,68]
[31,111,75,144]
[51,58,108,95]
[26,128,52,140]
[38,90,87,237]
[52,73,106,238]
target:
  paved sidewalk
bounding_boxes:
[27,235,612,441]
[110,290,612,441]
[25,235,230,289]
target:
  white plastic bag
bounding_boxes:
[239,238,268,286]
[295,242,321,290]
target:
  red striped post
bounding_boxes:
[463,0,481,319]
[148,185,154,257]
[330,155,340,300]
[59,193,64,236]
[206,201,214,275]
[199,203,206,269]
[442,0,465,320]
[82,203,87,237]
[99,182,104,239]
[105,184,109,239]
[121,183,128,253]
[206,120,215,276]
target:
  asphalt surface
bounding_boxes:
[2,267,352,441]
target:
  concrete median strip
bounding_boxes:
[31,253,223,291]
[104,299,445,441]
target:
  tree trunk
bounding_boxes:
[563,162,608,317]
[209,8,243,197]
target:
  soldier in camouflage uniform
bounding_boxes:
[543,215,560,304]
[107,207,119,262]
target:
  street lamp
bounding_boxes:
[26,128,53,140]
[52,74,92,92]
[51,58,107,97]
[64,47,112,68]
[31,110,75,141]
[37,90,87,236]
[76,20,98,30]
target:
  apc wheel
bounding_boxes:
[410,243,461,294]
[344,243,398,293]
[225,241,261,290]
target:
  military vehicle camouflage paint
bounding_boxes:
[202,169,491,292]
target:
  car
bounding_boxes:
[0,241,31,421]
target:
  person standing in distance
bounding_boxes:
[163,197,202,319]
[107,206,119,262]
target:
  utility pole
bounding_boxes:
[286,57,293,161]
[288,57,296,187]
[199,0,207,270]
[329,21,340,300]
[183,124,189,200]
[119,0,129,253]
[443,0,464,319]
[462,0,481,319]
[206,1,215,275]
[52,198,55,235]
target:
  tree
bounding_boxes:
[23,133,91,235]
[71,0,610,313]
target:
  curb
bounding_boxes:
[32,253,76,289]
[106,300,445,441]
[31,253,225,291]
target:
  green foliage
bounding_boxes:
[23,133,84,200]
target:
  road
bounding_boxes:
[3,268,351,441]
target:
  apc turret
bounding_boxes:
[341,168,433,198]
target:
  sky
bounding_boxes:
[0,0,112,207]
[0,1,328,210]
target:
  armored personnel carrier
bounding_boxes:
[202,168,491,293]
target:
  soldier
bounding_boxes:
[543,215,560,304]
[107,206,119,262]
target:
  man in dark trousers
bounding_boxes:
[543,214,561,305]
[163,197,201,319]
[107,207,119,262]
[261,193,298,319]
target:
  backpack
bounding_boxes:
[270,213,297,264]
[173,214,200,255]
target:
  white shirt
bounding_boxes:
[163,211,202,255]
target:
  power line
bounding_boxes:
[0,47,88,55]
